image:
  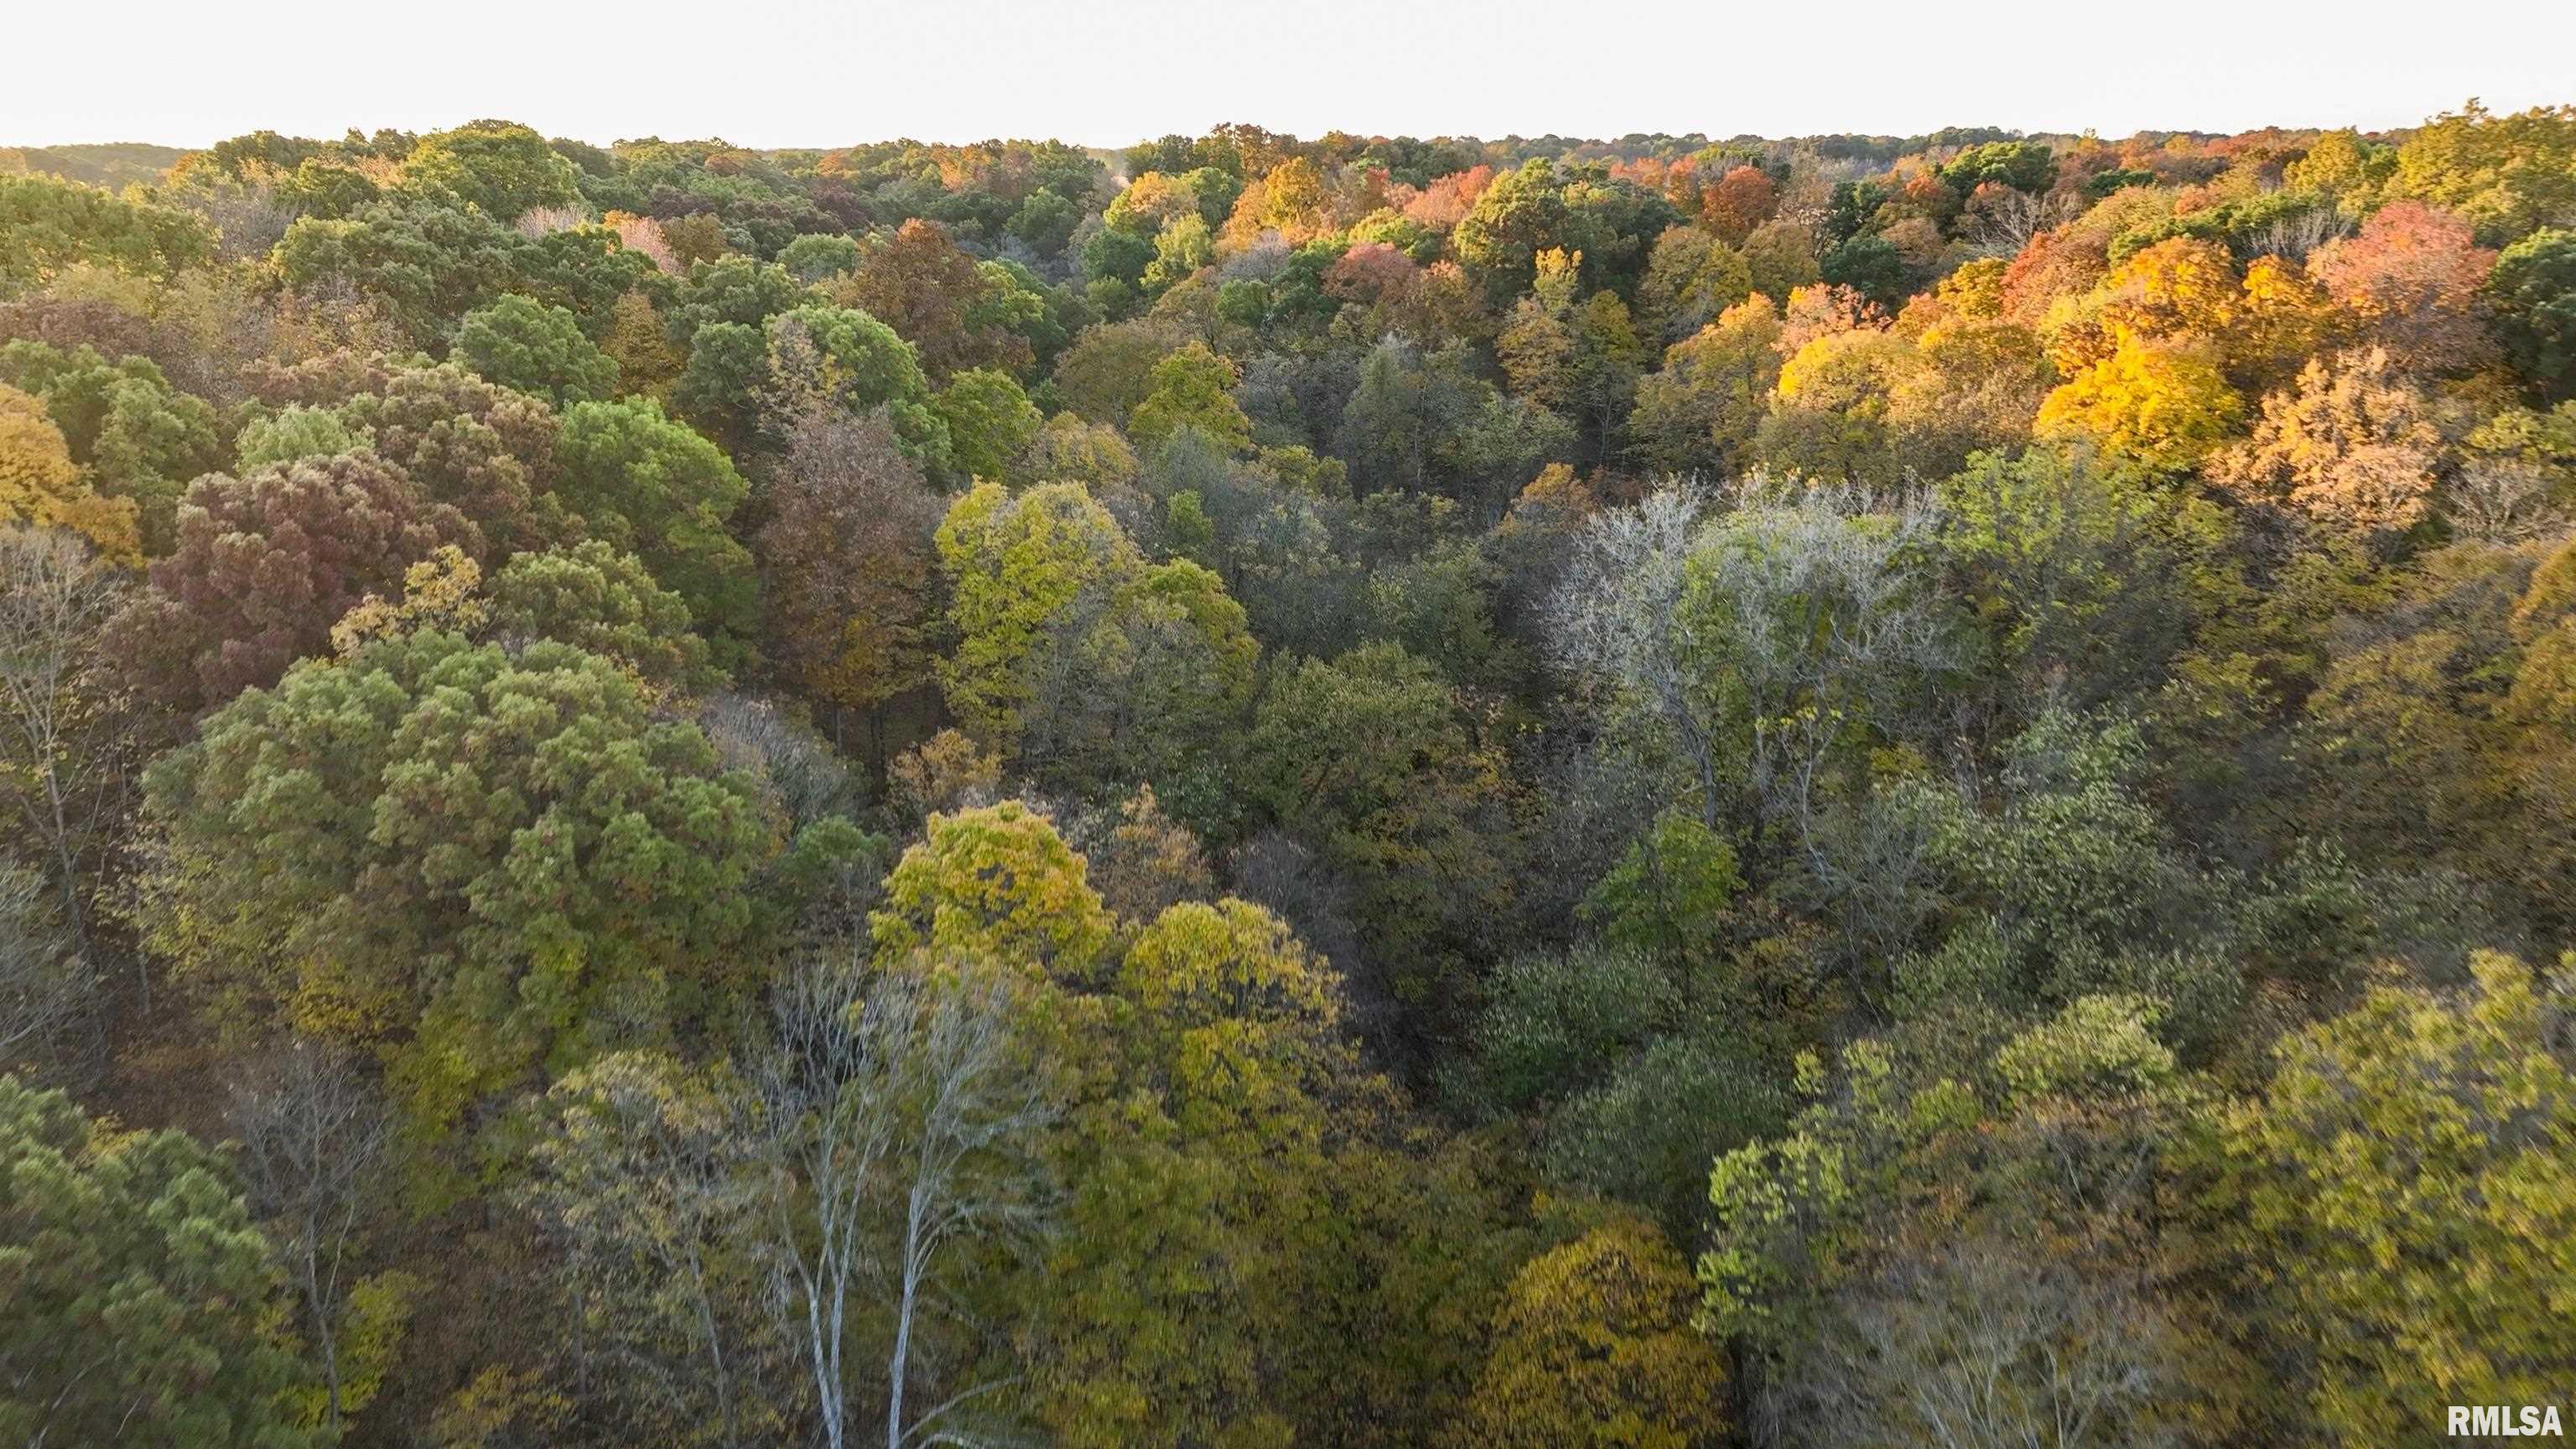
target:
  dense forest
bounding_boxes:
[3,102,2575,1448]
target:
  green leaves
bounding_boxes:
[139,631,785,1140]
[0,1074,325,1448]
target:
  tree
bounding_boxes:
[1550,483,1953,843]
[1636,226,1754,343]
[1818,233,1909,309]
[759,953,1056,1449]
[934,480,1144,761]
[226,1041,403,1432]
[486,540,719,689]
[781,233,864,283]
[338,360,564,553]
[932,367,1041,480]
[0,172,211,289]
[2487,228,2576,400]
[930,480,1251,794]
[828,220,1035,381]
[1938,140,2058,194]
[1465,1214,1729,1449]
[2194,953,2576,1446]
[0,384,138,564]
[1701,165,1778,246]
[136,631,797,1143]
[1128,342,1252,455]
[114,449,483,714]
[2206,348,2443,535]
[763,305,951,469]
[1242,642,1513,1045]
[1021,891,1425,1449]
[553,396,759,650]
[1702,997,2199,1446]
[0,342,226,557]
[1628,297,1782,476]
[2305,201,2496,375]
[519,1049,772,1448]
[1796,1239,2184,1449]
[2386,101,2576,243]
[236,404,372,473]
[1454,159,1585,302]
[869,801,1114,984]
[0,527,131,970]
[1935,444,2199,701]
[759,407,944,766]
[452,294,621,408]
[0,863,86,1069]
[0,1073,325,1448]
[2035,330,2243,474]
[399,119,582,220]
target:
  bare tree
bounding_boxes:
[2241,200,2354,265]
[1549,481,1955,851]
[226,1040,393,1431]
[762,953,897,1449]
[1789,1241,2184,1449]
[0,527,135,974]
[1692,480,1955,853]
[879,970,1054,1449]
[1546,486,1723,827]
[1965,187,2083,257]
[0,862,88,1069]
[761,953,1057,1449]
[2444,458,2570,544]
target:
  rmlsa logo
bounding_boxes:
[2451,1405,2564,1438]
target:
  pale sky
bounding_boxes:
[11,0,2571,151]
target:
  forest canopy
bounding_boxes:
[4,101,2576,1449]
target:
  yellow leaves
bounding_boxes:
[1774,328,1911,413]
[870,800,1113,986]
[330,544,488,657]
[2035,328,2244,474]
[2205,347,2440,533]
[1468,1215,1728,1449]
[2201,951,2576,1443]
[2044,236,2240,374]
[0,384,138,566]
[1119,898,1343,1144]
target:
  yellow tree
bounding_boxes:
[2035,329,2243,474]
[0,386,138,566]
[2206,347,2442,535]
[1465,1213,1729,1449]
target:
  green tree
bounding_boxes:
[137,631,802,1144]
[0,341,226,556]
[553,396,758,652]
[399,118,583,219]
[1454,159,1588,302]
[0,172,212,290]
[487,540,717,690]
[0,1073,325,1448]
[452,294,621,408]
[1128,341,1252,454]
[2193,953,2576,1446]
[2487,228,2576,400]
[1243,642,1514,1037]
[932,366,1041,480]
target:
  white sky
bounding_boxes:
[10,0,2572,151]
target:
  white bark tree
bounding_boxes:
[761,953,1055,1449]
